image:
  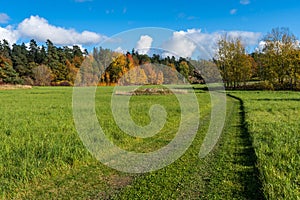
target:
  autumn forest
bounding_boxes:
[1,27,300,90]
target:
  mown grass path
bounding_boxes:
[203,94,264,199]
[110,95,264,199]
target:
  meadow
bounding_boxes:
[0,86,299,199]
[229,91,300,200]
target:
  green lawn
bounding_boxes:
[229,91,300,200]
[0,87,298,199]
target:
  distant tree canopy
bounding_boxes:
[78,48,202,86]
[1,27,300,90]
[0,39,204,86]
[254,27,300,89]
[0,39,86,86]
[215,27,300,90]
[215,35,255,88]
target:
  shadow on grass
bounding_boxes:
[255,98,300,102]
[227,94,265,200]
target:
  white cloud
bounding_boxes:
[230,9,237,15]
[226,31,262,45]
[68,44,86,52]
[161,29,261,59]
[0,25,19,45]
[0,13,10,24]
[0,15,262,59]
[240,0,250,5]
[17,15,105,45]
[136,35,153,55]
[162,29,197,58]
[256,41,266,52]
[115,46,127,54]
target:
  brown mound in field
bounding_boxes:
[0,84,32,90]
[115,88,188,95]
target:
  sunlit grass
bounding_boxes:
[0,86,212,198]
[1,87,297,199]
[230,91,300,200]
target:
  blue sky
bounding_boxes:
[1,0,300,57]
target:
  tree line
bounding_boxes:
[0,39,86,86]
[215,27,300,90]
[0,40,202,86]
[1,27,300,89]
[76,48,202,86]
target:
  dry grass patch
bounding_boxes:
[0,84,32,90]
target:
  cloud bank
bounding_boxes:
[0,15,105,47]
[0,16,261,59]
[0,26,19,45]
[161,29,261,59]
[162,29,197,58]
[18,16,104,45]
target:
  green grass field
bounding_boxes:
[0,87,299,199]
[229,91,300,200]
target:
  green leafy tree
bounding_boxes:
[107,54,128,83]
[0,39,11,59]
[28,39,39,63]
[11,43,31,79]
[0,55,21,84]
[177,60,190,81]
[215,35,254,88]
[45,40,60,82]
[258,27,299,89]
[36,45,47,64]
[290,49,300,89]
